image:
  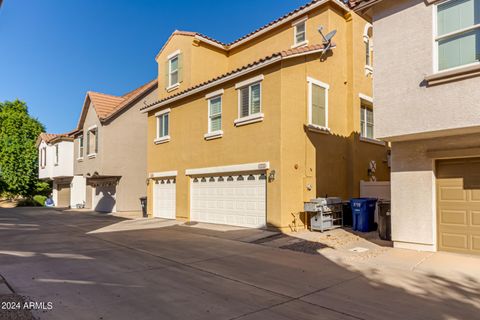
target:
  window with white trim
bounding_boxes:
[307,77,329,129]
[39,147,47,168]
[436,0,480,71]
[208,96,222,133]
[87,127,98,156]
[294,21,306,46]
[360,103,374,139]
[169,55,179,87]
[54,144,59,165]
[239,83,261,118]
[78,135,84,159]
[363,23,373,71]
[156,112,169,139]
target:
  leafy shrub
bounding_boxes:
[33,195,47,206]
[35,181,52,197]
[17,198,41,207]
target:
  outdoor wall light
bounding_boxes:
[268,170,276,182]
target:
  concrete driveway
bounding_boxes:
[0,208,479,320]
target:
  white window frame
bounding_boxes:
[155,108,171,144]
[292,16,308,48]
[87,125,98,158]
[78,134,84,160]
[204,89,224,140]
[307,76,329,131]
[363,23,373,76]
[54,144,59,166]
[40,146,47,168]
[433,0,480,73]
[234,75,264,126]
[168,50,180,89]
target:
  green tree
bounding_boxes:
[0,100,45,196]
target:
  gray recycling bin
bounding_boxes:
[377,200,391,240]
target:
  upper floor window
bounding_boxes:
[292,17,308,48]
[166,50,183,89]
[307,77,329,129]
[86,126,98,157]
[78,135,84,159]
[234,75,264,126]
[39,147,46,168]
[364,23,373,74]
[360,103,374,139]
[209,97,222,131]
[155,109,170,144]
[436,0,480,71]
[54,144,59,165]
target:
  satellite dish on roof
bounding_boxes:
[318,26,337,58]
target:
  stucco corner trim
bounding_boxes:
[155,108,171,117]
[185,162,270,176]
[205,89,224,99]
[204,130,223,140]
[149,170,177,178]
[291,40,309,49]
[425,63,480,86]
[235,75,264,89]
[359,93,373,104]
[234,113,264,127]
[154,136,171,144]
[166,83,180,92]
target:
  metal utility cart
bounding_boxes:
[304,197,343,232]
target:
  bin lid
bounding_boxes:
[310,197,342,205]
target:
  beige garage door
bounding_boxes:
[436,158,480,255]
[57,184,71,208]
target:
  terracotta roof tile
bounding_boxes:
[38,132,71,143]
[144,44,329,111]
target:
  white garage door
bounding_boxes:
[153,178,176,219]
[94,185,116,213]
[190,173,266,228]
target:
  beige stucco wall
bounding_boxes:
[74,87,157,212]
[74,102,103,175]
[390,133,480,251]
[372,0,480,141]
[101,86,157,211]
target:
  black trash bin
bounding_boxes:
[342,201,352,227]
[139,197,148,218]
[377,200,391,240]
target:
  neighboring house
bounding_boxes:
[353,0,480,255]
[141,0,390,230]
[70,79,158,212]
[36,132,75,207]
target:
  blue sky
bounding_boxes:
[0,0,308,133]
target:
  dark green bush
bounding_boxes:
[17,198,41,207]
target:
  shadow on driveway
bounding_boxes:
[0,207,479,320]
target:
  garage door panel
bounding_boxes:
[471,211,480,226]
[439,186,467,202]
[190,173,266,228]
[441,233,469,251]
[440,209,468,226]
[437,158,480,255]
[153,178,176,219]
[472,236,480,251]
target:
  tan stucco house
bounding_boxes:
[354,0,480,255]
[69,79,158,212]
[142,0,390,230]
